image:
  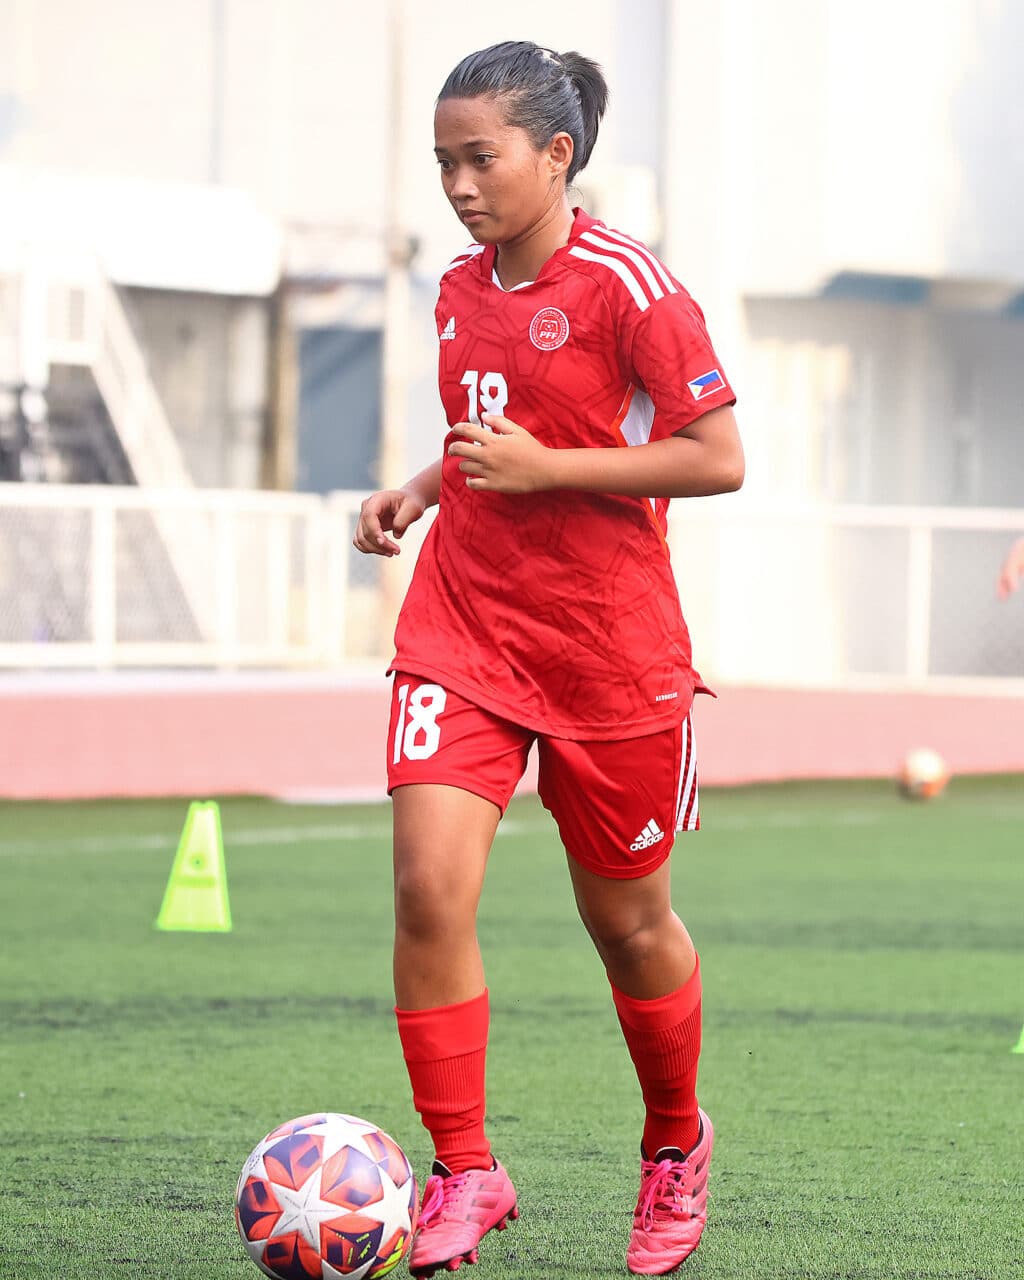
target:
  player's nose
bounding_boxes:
[448,166,480,201]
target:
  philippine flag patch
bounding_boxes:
[687,369,725,400]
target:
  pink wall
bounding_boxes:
[0,675,1020,801]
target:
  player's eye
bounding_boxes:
[436,158,453,172]
[474,154,494,167]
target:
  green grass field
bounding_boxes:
[1,777,1022,1279]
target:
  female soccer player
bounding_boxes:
[354,41,744,1277]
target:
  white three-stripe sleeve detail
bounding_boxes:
[598,227,678,295]
[568,245,651,311]
[580,230,665,301]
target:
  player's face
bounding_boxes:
[433,96,566,244]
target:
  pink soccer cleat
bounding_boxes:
[409,1158,518,1276]
[627,1109,714,1275]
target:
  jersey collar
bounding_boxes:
[568,207,600,241]
[480,207,601,284]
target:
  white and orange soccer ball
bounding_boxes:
[897,747,950,800]
[235,1112,418,1280]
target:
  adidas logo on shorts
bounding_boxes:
[630,819,665,852]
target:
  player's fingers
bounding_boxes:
[353,532,399,556]
[354,493,404,554]
[355,513,382,543]
[450,440,492,461]
[354,515,385,550]
[450,422,488,442]
[353,525,400,556]
[391,497,424,539]
[480,413,518,434]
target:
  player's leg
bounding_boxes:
[539,713,711,1273]
[393,780,499,1173]
[568,857,703,1162]
[392,781,498,1012]
[388,676,525,1274]
[393,784,519,1275]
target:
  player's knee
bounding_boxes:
[586,912,667,970]
[393,860,474,941]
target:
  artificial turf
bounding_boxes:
[0,776,1021,1279]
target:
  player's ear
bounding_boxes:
[547,131,573,178]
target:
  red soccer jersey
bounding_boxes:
[392,208,736,741]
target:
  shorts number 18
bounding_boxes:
[393,683,447,762]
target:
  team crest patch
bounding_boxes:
[529,307,570,351]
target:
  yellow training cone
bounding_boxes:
[155,801,232,932]
[1012,1024,1024,1055]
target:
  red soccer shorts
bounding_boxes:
[386,673,699,879]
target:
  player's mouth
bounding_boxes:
[459,210,488,224]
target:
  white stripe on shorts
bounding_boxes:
[675,712,700,832]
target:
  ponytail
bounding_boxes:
[555,51,609,179]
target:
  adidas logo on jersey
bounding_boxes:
[440,315,456,341]
[630,819,665,852]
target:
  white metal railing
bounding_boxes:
[0,482,1022,688]
[0,484,332,668]
[667,499,1024,692]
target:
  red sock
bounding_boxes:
[612,957,703,1157]
[395,990,492,1174]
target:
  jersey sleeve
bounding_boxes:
[435,274,450,336]
[624,290,736,439]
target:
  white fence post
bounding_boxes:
[90,501,116,668]
[324,494,349,664]
[267,511,290,653]
[305,503,325,662]
[215,504,238,668]
[905,521,934,683]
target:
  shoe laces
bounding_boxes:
[418,1170,471,1228]
[636,1157,693,1230]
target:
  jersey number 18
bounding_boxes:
[460,370,508,426]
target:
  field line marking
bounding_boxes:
[1,805,1020,858]
[0,817,544,858]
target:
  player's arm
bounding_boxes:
[353,457,443,557]
[447,406,744,498]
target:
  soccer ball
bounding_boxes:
[235,1112,418,1279]
[897,747,950,800]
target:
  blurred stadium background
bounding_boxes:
[0,0,1022,799]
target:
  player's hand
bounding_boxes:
[447,415,557,493]
[352,488,426,556]
[997,536,1024,599]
